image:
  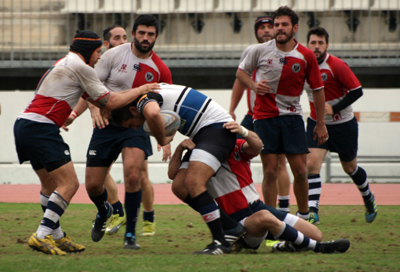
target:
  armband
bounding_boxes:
[240,126,249,137]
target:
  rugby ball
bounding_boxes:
[143,110,181,136]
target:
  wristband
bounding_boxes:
[70,111,78,119]
[240,126,249,137]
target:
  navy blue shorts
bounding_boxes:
[86,122,153,167]
[306,117,358,162]
[182,122,236,164]
[13,118,71,172]
[229,200,287,222]
[240,114,255,131]
[254,115,309,154]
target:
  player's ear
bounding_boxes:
[129,106,138,115]
[103,40,110,49]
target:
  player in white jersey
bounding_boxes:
[81,15,172,249]
[229,16,291,213]
[236,6,328,221]
[169,121,350,254]
[13,30,160,255]
[305,27,378,224]
[112,83,248,255]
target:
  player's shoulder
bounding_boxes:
[296,42,314,56]
[326,54,348,66]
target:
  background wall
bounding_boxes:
[1,88,399,184]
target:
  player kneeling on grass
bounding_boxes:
[13,30,160,255]
[168,121,351,254]
[112,83,247,254]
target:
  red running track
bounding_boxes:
[0,183,399,205]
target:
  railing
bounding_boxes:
[1,0,400,68]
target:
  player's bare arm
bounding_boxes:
[223,121,263,156]
[312,88,329,145]
[142,101,174,146]
[229,79,247,120]
[168,139,195,180]
[236,69,271,95]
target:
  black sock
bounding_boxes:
[191,191,228,246]
[89,189,109,218]
[125,190,142,236]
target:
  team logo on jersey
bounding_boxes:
[279,58,287,64]
[292,63,301,73]
[321,72,328,81]
[133,63,142,71]
[267,59,273,65]
[145,72,154,82]
[118,64,127,73]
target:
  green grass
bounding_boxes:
[0,203,399,272]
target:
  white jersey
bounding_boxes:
[239,44,258,115]
[238,40,323,119]
[136,83,233,138]
[95,43,172,92]
[19,52,110,127]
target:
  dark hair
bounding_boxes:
[273,6,299,26]
[307,26,329,44]
[132,14,159,36]
[111,105,134,127]
[103,24,124,42]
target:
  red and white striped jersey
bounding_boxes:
[239,40,323,119]
[18,52,110,127]
[306,54,361,125]
[239,44,258,116]
[206,139,260,215]
[95,43,172,91]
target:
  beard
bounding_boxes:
[134,38,155,53]
[314,49,327,63]
[275,29,294,44]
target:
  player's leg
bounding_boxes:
[139,160,156,236]
[281,115,309,218]
[276,154,291,213]
[306,148,327,223]
[244,210,322,252]
[104,170,126,235]
[260,153,279,207]
[187,124,238,254]
[254,118,281,208]
[286,153,309,216]
[121,147,145,249]
[337,117,377,222]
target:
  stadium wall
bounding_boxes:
[1,88,399,184]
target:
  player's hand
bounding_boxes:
[178,139,196,151]
[138,83,161,95]
[62,111,78,131]
[159,144,172,162]
[313,123,329,146]
[90,105,109,129]
[325,103,333,115]
[254,80,271,95]
[223,121,241,133]
[100,107,111,122]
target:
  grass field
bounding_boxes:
[0,203,399,272]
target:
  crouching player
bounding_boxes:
[169,121,351,254]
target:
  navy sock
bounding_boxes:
[111,201,124,216]
[125,190,142,236]
[89,189,109,218]
[349,166,372,202]
[184,194,237,231]
[143,210,154,223]
[191,191,227,246]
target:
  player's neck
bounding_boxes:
[276,39,296,52]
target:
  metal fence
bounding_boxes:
[1,0,400,68]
